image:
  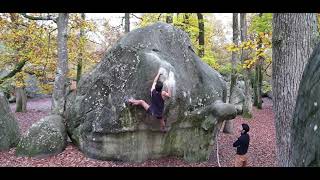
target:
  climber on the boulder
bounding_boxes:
[128,68,171,132]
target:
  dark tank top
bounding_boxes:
[149,89,164,118]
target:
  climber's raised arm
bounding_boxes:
[151,70,162,93]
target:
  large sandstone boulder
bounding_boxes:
[66,22,237,162]
[290,44,320,167]
[0,92,20,150]
[15,115,67,157]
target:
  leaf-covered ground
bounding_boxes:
[0,97,276,167]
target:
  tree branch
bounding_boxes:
[263,62,272,74]
[23,69,36,76]
[0,59,27,85]
[12,22,28,28]
[130,13,143,20]
[49,28,58,34]
[121,16,124,27]
[92,31,108,45]
[20,13,57,23]
[86,38,103,46]
[174,21,199,29]
[157,13,162,21]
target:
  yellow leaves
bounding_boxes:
[242,59,256,69]
[212,62,221,70]
[265,57,272,64]
[225,32,272,71]
[79,36,86,46]
[198,18,204,24]
[0,13,101,94]
[244,60,250,64]
[258,32,272,48]
[39,83,53,94]
[15,72,27,88]
[243,40,256,50]
[225,43,240,52]
[259,32,264,37]
[74,17,96,32]
[68,70,76,80]
[202,54,220,70]
[245,40,251,48]
[225,44,232,51]
[15,81,24,88]
[257,52,266,58]
[227,40,259,52]
[86,22,97,31]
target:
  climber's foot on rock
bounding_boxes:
[160,119,167,133]
[160,126,168,133]
[125,96,134,105]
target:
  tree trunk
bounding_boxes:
[272,13,318,167]
[254,39,263,109]
[197,13,205,58]
[51,13,69,116]
[240,13,253,119]
[254,62,263,109]
[76,13,85,84]
[223,13,239,134]
[253,66,258,107]
[125,13,130,33]
[166,13,173,24]
[15,87,27,112]
[183,13,190,24]
[183,13,190,36]
[256,53,263,109]
[253,13,264,109]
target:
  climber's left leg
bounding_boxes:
[128,99,150,111]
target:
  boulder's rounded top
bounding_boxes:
[118,22,192,52]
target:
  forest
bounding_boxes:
[0,13,319,167]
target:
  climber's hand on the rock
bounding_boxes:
[158,67,166,76]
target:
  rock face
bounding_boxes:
[16,115,67,157]
[1,71,44,101]
[0,92,20,150]
[66,22,237,162]
[226,81,245,114]
[25,74,41,98]
[0,70,9,78]
[290,43,320,167]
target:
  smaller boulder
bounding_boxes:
[226,81,245,114]
[211,101,237,121]
[8,96,16,103]
[0,92,21,151]
[16,115,67,157]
